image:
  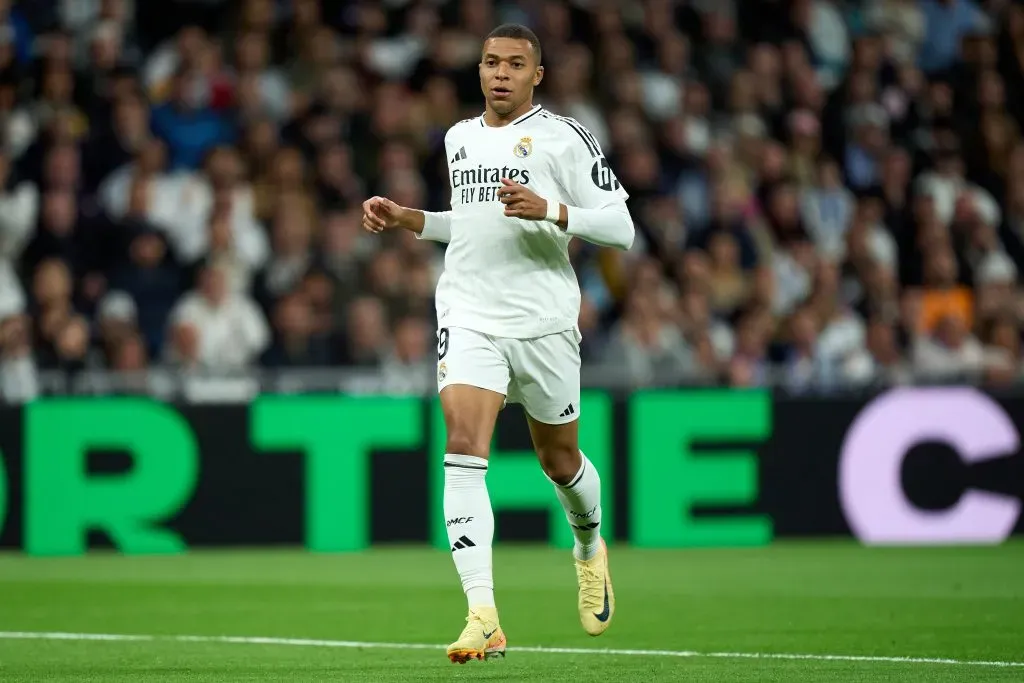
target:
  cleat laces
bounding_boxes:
[576,561,605,608]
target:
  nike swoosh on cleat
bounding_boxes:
[482,629,497,639]
[593,580,610,622]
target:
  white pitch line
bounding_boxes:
[0,631,1021,669]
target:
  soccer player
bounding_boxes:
[361,23,634,663]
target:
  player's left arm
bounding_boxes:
[497,125,634,250]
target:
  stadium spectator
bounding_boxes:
[379,314,434,395]
[106,226,182,355]
[151,66,236,170]
[0,312,35,401]
[261,289,331,368]
[166,258,269,370]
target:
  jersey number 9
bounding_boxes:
[438,327,450,360]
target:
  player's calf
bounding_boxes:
[530,420,602,561]
[545,449,603,561]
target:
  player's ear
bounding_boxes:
[533,65,544,87]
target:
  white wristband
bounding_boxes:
[545,198,561,223]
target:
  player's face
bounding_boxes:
[479,38,543,116]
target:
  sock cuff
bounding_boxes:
[444,453,489,471]
[553,452,592,489]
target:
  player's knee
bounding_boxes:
[445,432,490,459]
[536,445,581,486]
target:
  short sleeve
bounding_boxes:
[560,119,629,209]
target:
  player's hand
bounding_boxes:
[498,178,549,220]
[362,196,404,233]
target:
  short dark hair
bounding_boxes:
[485,23,542,64]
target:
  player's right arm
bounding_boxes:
[361,196,453,244]
[363,123,471,243]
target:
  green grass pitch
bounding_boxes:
[0,542,1022,681]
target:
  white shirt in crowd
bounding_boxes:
[168,292,270,370]
[801,186,855,261]
[818,310,866,365]
[912,335,986,380]
[0,181,39,318]
[170,176,269,276]
[98,163,183,224]
[771,249,812,316]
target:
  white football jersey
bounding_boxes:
[434,105,629,340]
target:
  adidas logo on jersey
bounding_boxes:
[450,146,467,163]
[559,404,576,418]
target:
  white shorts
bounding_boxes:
[436,326,582,425]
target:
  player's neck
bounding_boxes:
[483,100,536,128]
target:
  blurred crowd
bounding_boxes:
[1,0,1023,402]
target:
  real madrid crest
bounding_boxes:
[513,136,533,158]
[437,361,448,383]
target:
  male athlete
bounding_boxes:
[362,24,634,664]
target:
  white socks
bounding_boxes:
[443,454,495,608]
[552,452,603,561]
[444,450,604,611]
